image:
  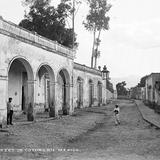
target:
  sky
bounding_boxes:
[0,0,160,87]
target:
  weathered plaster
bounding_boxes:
[0,17,113,126]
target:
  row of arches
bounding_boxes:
[8,57,71,119]
[76,77,103,108]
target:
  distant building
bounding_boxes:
[113,90,117,99]
[145,73,160,105]
[130,86,145,100]
[130,73,160,103]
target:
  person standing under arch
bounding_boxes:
[7,97,14,125]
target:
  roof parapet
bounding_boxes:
[0,18,76,59]
[74,62,102,76]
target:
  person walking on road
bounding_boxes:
[7,97,14,125]
[114,104,120,125]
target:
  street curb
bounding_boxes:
[134,100,160,129]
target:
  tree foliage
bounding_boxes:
[138,75,148,87]
[116,81,128,96]
[19,0,78,48]
[83,0,111,68]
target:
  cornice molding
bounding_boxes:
[74,62,102,77]
[0,18,75,60]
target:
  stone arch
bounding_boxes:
[89,79,94,107]
[8,56,34,80]
[8,57,34,121]
[97,81,102,106]
[77,76,84,108]
[57,68,70,115]
[36,63,55,117]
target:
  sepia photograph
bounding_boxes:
[0,0,160,159]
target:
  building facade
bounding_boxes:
[145,73,160,105]
[73,63,107,108]
[130,86,145,100]
[0,17,113,126]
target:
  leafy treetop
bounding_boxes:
[83,0,111,68]
[19,0,78,48]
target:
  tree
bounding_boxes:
[19,0,78,48]
[138,75,148,87]
[116,81,128,96]
[83,0,111,68]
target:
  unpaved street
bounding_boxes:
[1,100,160,160]
[55,100,160,160]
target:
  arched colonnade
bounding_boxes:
[7,56,71,120]
[76,76,103,108]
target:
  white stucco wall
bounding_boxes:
[0,18,75,124]
[73,63,107,108]
[36,75,45,104]
[0,18,111,126]
[145,73,160,103]
[106,89,113,100]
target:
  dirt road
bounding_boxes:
[54,100,160,160]
[1,100,160,160]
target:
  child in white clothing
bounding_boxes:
[114,104,120,125]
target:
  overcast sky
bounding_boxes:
[0,0,160,87]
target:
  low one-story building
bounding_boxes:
[145,73,160,105]
[0,17,114,126]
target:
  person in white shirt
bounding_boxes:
[114,104,120,125]
[7,97,14,125]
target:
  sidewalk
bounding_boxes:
[135,100,160,128]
